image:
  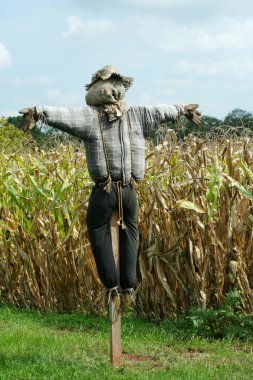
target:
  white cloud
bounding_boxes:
[140,17,253,54]
[47,89,81,106]
[60,13,253,94]
[194,18,253,52]
[74,0,210,14]
[10,76,51,85]
[176,58,253,78]
[111,0,196,7]
[164,78,196,88]
[73,0,253,25]
[62,14,253,57]
[62,15,115,38]
[0,43,12,68]
[137,94,158,106]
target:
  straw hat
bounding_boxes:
[85,65,134,91]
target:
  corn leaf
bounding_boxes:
[176,199,205,213]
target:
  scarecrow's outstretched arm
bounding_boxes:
[135,103,201,138]
[19,106,93,140]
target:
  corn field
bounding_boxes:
[0,124,253,318]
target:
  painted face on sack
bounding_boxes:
[85,77,126,106]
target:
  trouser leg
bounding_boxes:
[86,183,139,290]
[86,185,119,289]
[119,185,139,290]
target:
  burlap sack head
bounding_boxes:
[85,65,134,106]
[85,77,126,106]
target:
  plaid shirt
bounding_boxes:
[36,104,184,184]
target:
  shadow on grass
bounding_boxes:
[0,303,168,338]
[0,303,109,334]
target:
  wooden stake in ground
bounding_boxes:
[109,210,122,367]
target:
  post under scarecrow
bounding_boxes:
[19,65,201,299]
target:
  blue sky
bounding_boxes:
[1,0,253,119]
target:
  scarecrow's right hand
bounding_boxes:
[183,104,201,126]
[19,107,37,131]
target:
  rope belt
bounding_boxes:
[115,180,126,230]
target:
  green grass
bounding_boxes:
[0,305,252,380]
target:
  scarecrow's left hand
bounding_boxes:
[19,107,37,131]
[183,104,201,126]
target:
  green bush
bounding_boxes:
[0,118,36,153]
[187,291,253,340]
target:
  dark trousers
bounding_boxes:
[86,183,139,290]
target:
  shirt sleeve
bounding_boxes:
[35,106,94,140]
[133,104,185,138]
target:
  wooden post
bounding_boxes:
[109,210,122,367]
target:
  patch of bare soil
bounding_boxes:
[122,352,159,368]
[181,347,208,360]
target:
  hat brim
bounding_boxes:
[85,73,134,91]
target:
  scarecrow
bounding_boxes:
[19,65,201,298]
